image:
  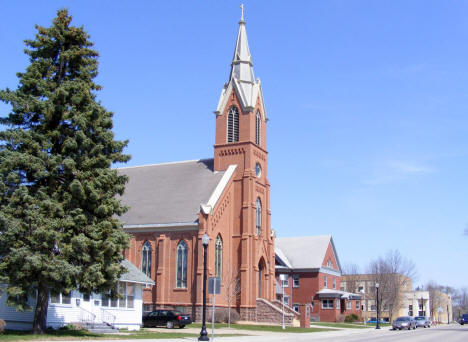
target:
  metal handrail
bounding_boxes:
[79,306,96,325]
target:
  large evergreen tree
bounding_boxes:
[0,9,130,334]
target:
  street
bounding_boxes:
[59,324,467,342]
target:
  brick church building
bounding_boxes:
[119,10,276,321]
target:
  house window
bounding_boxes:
[102,282,134,308]
[293,304,300,313]
[347,301,352,310]
[370,304,376,311]
[227,106,239,142]
[283,295,289,306]
[255,110,261,146]
[293,274,299,287]
[336,300,340,309]
[50,292,72,305]
[176,241,188,288]
[332,278,336,289]
[256,198,262,236]
[141,241,152,277]
[326,259,333,268]
[408,304,413,316]
[356,301,360,310]
[358,286,364,293]
[281,274,289,287]
[324,276,327,288]
[310,301,315,312]
[306,305,310,317]
[322,299,333,309]
[215,235,223,279]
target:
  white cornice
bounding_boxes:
[201,164,237,215]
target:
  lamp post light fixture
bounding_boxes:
[198,233,210,341]
[279,274,286,330]
[375,282,381,330]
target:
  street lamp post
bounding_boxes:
[375,282,381,330]
[279,274,286,330]
[198,233,210,341]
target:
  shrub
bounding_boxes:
[0,319,5,333]
[344,314,359,323]
[211,308,240,323]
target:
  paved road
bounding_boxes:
[61,324,467,342]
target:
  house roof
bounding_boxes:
[275,235,342,272]
[120,259,154,285]
[117,159,228,227]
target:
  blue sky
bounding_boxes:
[1,1,467,289]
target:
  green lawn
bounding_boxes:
[0,323,334,341]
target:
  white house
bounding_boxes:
[0,259,154,331]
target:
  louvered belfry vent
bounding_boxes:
[227,106,239,142]
[255,110,261,146]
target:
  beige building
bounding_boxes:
[431,291,453,323]
[397,290,430,318]
[341,274,412,322]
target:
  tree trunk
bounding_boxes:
[32,284,49,334]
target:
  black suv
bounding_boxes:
[460,314,468,325]
[143,310,192,329]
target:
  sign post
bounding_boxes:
[208,277,221,341]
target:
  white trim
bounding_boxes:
[201,164,237,214]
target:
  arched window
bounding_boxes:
[176,241,188,288]
[255,110,261,146]
[215,235,223,279]
[256,198,262,236]
[141,241,152,277]
[227,106,239,143]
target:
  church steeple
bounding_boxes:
[230,5,255,85]
[215,6,266,116]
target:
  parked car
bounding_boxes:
[392,316,417,330]
[366,318,386,324]
[414,316,431,328]
[142,310,192,328]
[459,314,468,325]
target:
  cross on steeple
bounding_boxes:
[240,4,244,22]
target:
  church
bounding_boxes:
[119,9,276,321]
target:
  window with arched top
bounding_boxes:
[256,198,262,236]
[176,241,188,288]
[255,110,261,146]
[227,106,239,143]
[215,235,223,279]
[141,241,152,277]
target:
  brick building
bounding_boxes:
[118,11,276,321]
[275,236,362,322]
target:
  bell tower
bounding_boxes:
[213,7,274,315]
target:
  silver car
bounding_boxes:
[414,316,431,328]
[392,316,417,330]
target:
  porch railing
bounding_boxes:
[79,306,96,325]
[101,308,116,326]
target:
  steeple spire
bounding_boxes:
[230,4,255,84]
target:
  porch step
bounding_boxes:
[83,322,120,334]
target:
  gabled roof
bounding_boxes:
[120,259,154,285]
[118,159,233,228]
[275,235,342,273]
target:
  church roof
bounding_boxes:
[118,159,230,228]
[275,235,342,273]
